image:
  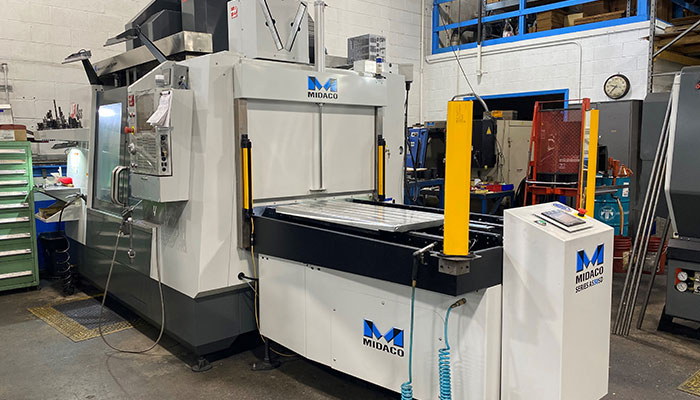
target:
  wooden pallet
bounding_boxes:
[574,10,625,25]
[654,24,700,65]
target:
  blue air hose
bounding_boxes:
[400,284,417,400]
[439,299,467,400]
[401,242,437,400]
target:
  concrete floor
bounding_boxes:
[1,273,699,400]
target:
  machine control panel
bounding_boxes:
[541,209,585,228]
[125,61,193,203]
[538,203,592,233]
[128,91,173,177]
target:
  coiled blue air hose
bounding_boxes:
[439,298,467,400]
[400,284,417,400]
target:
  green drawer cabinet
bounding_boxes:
[0,142,39,291]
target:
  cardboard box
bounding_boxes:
[656,0,671,22]
[0,124,27,141]
[583,0,608,16]
[607,0,636,13]
[566,12,584,26]
[537,10,566,31]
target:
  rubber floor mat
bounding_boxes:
[28,295,141,342]
[680,369,700,397]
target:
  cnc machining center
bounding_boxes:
[63,0,614,396]
[63,0,408,360]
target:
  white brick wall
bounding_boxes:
[0,0,425,128]
[324,0,423,123]
[0,0,153,128]
[422,20,657,122]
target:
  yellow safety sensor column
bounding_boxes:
[584,109,600,217]
[240,134,253,248]
[377,135,386,202]
[440,101,475,275]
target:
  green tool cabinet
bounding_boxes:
[0,141,39,291]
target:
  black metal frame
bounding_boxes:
[253,201,503,296]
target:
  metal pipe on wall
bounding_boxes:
[427,40,583,108]
[420,0,425,123]
[312,0,326,192]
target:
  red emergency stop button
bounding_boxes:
[577,208,587,217]
[125,126,135,134]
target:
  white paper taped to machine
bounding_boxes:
[147,91,172,127]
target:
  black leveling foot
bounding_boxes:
[191,357,213,372]
[251,339,280,371]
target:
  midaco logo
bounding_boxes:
[362,319,405,357]
[307,76,338,99]
[575,244,605,293]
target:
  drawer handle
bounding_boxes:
[0,180,28,186]
[0,160,25,165]
[0,149,26,155]
[0,203,29,210]
[0,248,31,257]
[0,217,30,224]
[0,233,31,241]
[0,191,27,198]
[0,170,26,175]
[0,270,33,280]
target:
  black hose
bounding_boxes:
[403,82,420,204]
[54,195,83,296]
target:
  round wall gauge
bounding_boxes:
[604,74,631,99]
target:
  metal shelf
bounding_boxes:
[35,202,82,223]
[0,191,28,198]
[34,128,89,142]
[0,169,25,175]
[0,233,31,241]
[0,217,30,224]
[0,248,31,257]
[0,203,29,210]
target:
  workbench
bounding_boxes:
[472,190,515,215]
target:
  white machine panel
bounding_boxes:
[259,255,502,400]
[247,100,317,200]
[502,202,613,400]
[247,101,378,201]
[321,104,375,194]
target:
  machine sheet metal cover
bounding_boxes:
[274,200,444,232]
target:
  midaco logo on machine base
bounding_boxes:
[307,76,338,99]
[575,244,605,294]
[362,319,405,357]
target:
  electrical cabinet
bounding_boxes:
[497,119,532,185]
[596,100,643,233]
[0,141,39,291]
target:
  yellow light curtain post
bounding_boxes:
[377,135,386,201]
[443,101,473,256]
[585,109,599,217]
